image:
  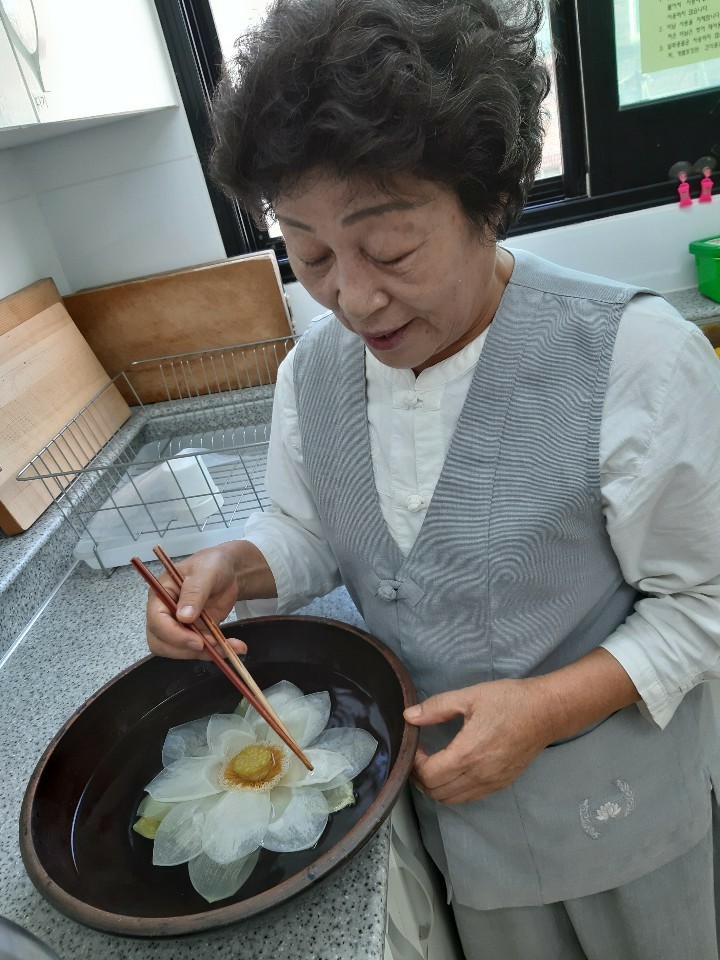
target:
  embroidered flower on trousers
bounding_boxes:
[595,801,623,822]
[579,779,635,839]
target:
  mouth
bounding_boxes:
[363,320,413,352]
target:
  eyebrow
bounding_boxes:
[280,201,416,233]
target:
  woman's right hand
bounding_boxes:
[145,541,276,660]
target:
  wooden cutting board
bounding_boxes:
[0,279,130,536]
[63,251,294,404]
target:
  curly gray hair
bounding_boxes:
[210,0,551,239]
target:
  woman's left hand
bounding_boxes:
[403,679,557,805]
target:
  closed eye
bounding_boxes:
[300,254,330,269]
[374,249,417,267]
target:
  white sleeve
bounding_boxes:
[240,347,342,614]
[599,295,720,728]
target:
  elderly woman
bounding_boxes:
[146,1,720,956]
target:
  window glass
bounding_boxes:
[615,0,720,107]
[208,0,562,190]
[209,0,280,234]
[208,0,272,63]
[537,7,562,180]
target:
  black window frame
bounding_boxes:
[154,0,720,270]
[576,0,720,197]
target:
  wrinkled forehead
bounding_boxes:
[274,168,440,220]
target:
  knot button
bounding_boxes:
[399,391,422,410]
[378,584,398,602]
[406,494,426,513]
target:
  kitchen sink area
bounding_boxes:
[0,346,458,960]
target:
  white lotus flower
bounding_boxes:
[133,680,378,903]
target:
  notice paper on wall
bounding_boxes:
[639,0,720,74]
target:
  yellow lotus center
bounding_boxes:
[224,743,284,788]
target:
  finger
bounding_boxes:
[413,755,464,794]
[224,635,247,653]
[147,636,214,661]
[428,781,489,805]
[413,744,471,791]
[147,592,202,645]
[146,611,212,661]
[404,690,469,727]
[175,578,214,623]
[147,582,246,656]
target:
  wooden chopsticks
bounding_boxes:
[151,545,308,768]
[131,553,313,770]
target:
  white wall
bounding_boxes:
[0,0,225,302]
[0,149,69,298]
[17,107,226,293]
[509,200,720,293]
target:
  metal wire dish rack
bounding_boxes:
[17,336,296,574]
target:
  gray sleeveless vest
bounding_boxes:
[293,249,720,907]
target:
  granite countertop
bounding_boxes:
[0,557,389,960]
[665,288,720,323]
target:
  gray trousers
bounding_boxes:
[452,803,720,960]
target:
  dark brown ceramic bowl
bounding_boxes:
[20,616,418,938]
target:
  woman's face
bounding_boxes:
[275,173,513,372]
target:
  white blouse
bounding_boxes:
[243,293,720,730]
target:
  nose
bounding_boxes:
[336,258,390,325]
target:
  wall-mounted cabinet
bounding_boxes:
[0,0,176,145]
[0,14,36,127]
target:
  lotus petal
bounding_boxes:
[152,796,217,866]
[262,692,331,749]
[133,817,162,840]
[318,772,351,792]
[262,787,329,852]
[270,786,292,820]
[206,714,255,756]
[202,789,271,864]
[282,748,352,788]
[261,680,305,713]
[246,681,304,738]
[188,849,259,903]
[322,778,356,813]
[215,728,256,762]
[146,756,223,802]
[308,727,378,778]
[161,718,211,767]
[136,796,175,820]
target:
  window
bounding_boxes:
[206,0,284,238]
[574,0,720,198]
[537,10,563,180]
[614,0,720,107]
[154,0,720,265]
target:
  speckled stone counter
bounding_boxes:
[665,287,720,323]
[0,558,389,960]
[0,508,77,660]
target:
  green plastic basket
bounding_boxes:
[689,235,720,303]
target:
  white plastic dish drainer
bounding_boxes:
[17,337,296,574]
